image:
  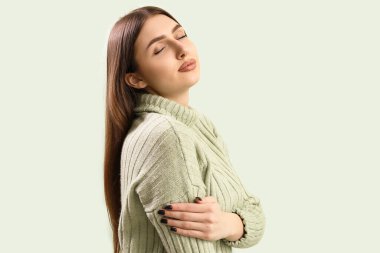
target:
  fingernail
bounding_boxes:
[160,218,168,224]
[157,210,165,215]
[170,227,177,232]
[195,197,202,201]
[164,205,172,210]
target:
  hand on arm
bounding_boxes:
[135,124,218,253]
[156,196,245,242]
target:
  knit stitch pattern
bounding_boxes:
[118,93,265,252]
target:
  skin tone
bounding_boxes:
[125,14,244,242]
[159,196,245,242]
[125,14,200,107]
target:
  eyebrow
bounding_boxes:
[145,23,183,51]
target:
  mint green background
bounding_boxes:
[1,1,379,252]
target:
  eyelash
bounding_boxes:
[154,34,188,55]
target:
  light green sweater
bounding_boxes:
[118,93,265,252]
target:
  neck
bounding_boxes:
[164,90,190,108]
[143,87,190,108]
[134,90,198,126]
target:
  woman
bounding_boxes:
[104,6,265,253]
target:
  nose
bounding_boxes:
[171,39,188,59]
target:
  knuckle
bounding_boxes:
[205,214,214,223]
[181,213,189,220]
[210,216,217,223]
[204,223,212,231]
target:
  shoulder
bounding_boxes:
[123,112,196,155]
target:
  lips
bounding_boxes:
[178,58,196,71]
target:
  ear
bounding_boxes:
[124,73,147,89]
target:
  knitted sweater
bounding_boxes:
[118,93,265,253]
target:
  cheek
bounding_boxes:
[152,59,176,75]
[142,60,177,84]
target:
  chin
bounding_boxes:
[180,69,200,84]
[184,75,200,88]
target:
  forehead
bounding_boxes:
[135,14,179,53]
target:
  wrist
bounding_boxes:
[223,212,244,241]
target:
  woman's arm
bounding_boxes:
[223,211,245,241]
[155,195,245,242]
[221,194,266,248]
[134,121,218,253]
[209,119,266,248]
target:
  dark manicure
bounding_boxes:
[160,218,168,224]
[170,227,177,232]
[157,210,165,215]
[195,197,202,202]
[164,205,172,210]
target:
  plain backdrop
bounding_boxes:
[0,0,379,252]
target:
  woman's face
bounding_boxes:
[125,14,200,99]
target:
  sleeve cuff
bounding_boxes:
[221,197,266,248]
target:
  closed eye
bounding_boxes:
[154,33,188,55]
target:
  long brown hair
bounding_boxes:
[103,6,180,253]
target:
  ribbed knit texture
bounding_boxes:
[118,93,265,253]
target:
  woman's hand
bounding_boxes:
[157,196,244,241]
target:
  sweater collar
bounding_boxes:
[133,93,199,126]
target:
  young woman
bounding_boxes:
[104,6,265,253]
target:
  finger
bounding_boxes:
[164,202,210,213]
[195,196,217,204]
[160,209,209,222]
[162,218,206,232]
[169,226,205,240]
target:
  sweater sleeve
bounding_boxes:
[221,194,266,248]
[134,122,217,253]
[211,122,266,248]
